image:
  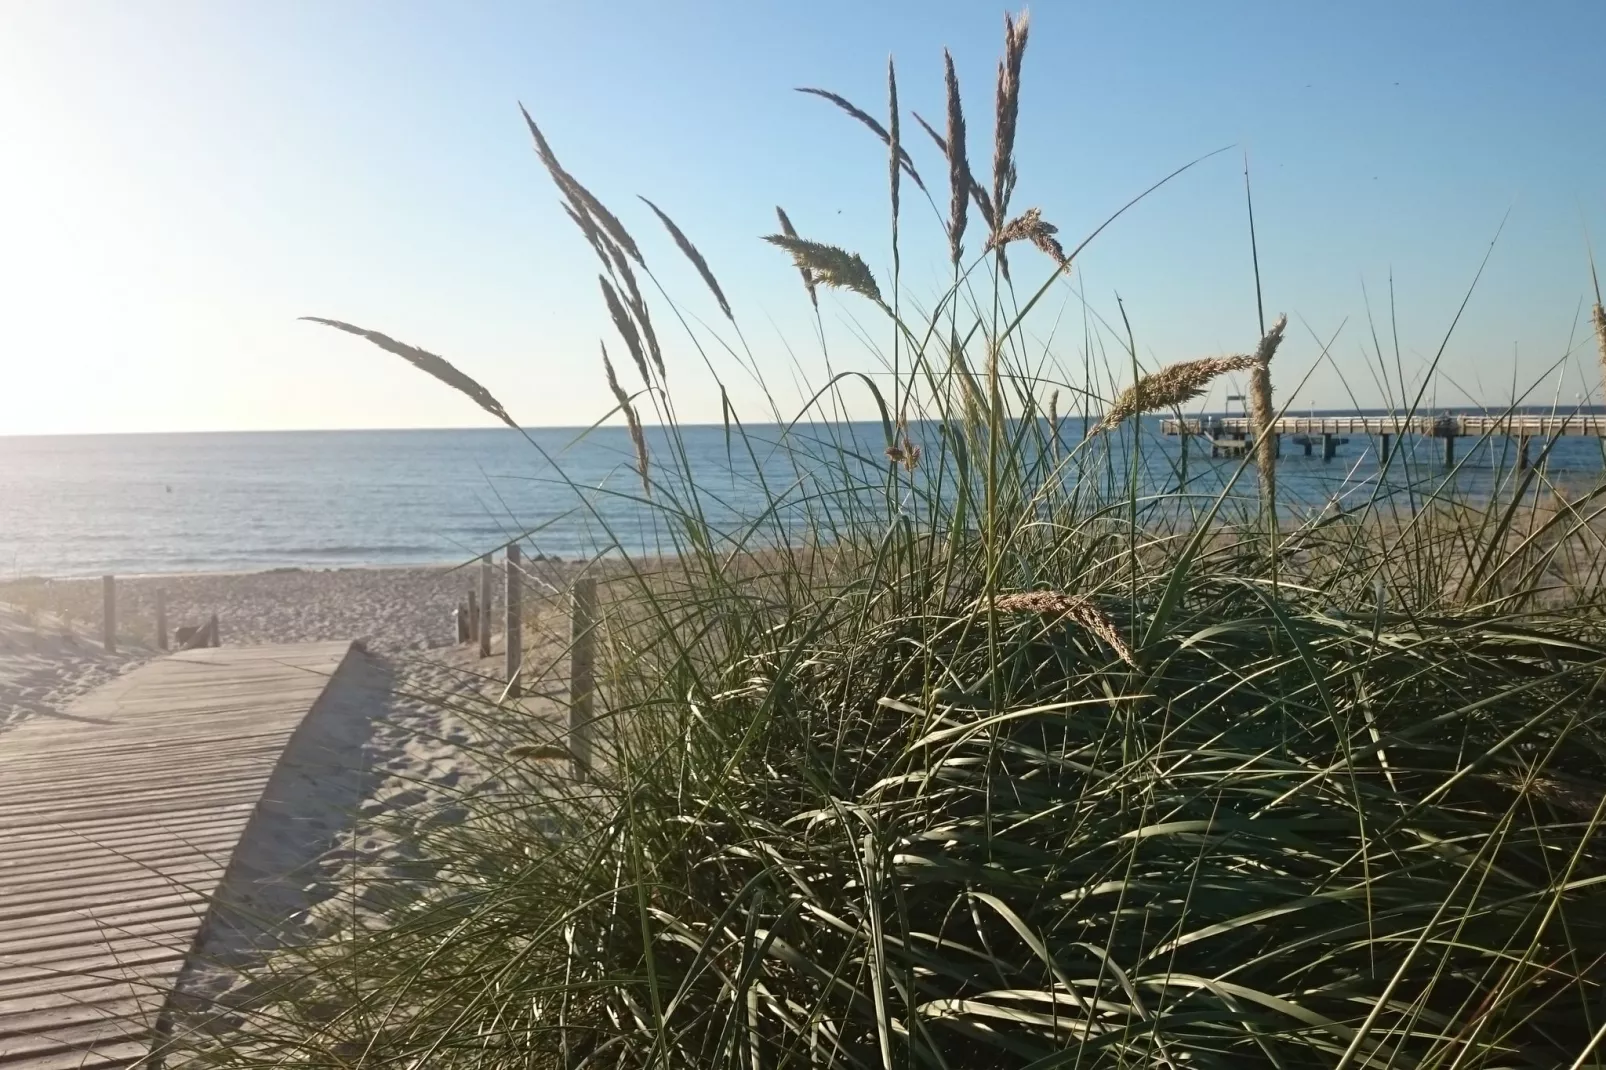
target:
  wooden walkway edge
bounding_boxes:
[0,641,358,1069]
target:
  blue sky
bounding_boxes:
[2,1,1602,434]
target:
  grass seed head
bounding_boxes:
[1097,353,1259,433]
[762,235,884,306]
[775,207,818,308]
[639,197,732,323]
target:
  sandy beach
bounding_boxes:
[0,562,582,1026]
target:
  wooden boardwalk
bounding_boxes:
[0,642,357,1069]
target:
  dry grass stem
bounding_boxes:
[942,51,969,267]
[639,197,732,323]
[988,206,1068,269]
[1096,354,1260,433]
[600,341,650,495]
[990,11,1030,228]
[301,318,518,430]
[762,235,884,306]
[599,276,652,387]
[795,86,925,192]
[520,104,644,266]
[775,207,817,308]
[911,111,996,233]
[990,590,1136,667]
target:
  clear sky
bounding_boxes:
[2,1,1603,435]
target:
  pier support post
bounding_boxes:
[1302,438,1313,457]
[1379,434,1391,465]
[155,589,167,651]
[1322,433,1336,462]
[505,544,522,698]
[1273,433,1281,459]
[1517,436,1531,472]
[101,576,116,654]
[569,576,597,782]
[1443,435,1456,469]
[478,553,493,658]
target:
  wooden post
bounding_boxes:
[1443,435,1456,469]
[505,543,522,698]
[466,587,479,643]
[478,554,493,658]
[1322,433,1336,462]
[1517,436,1531,472]
[570,576,597,782]
[1379,433,1392,465]
[155,589,168,651]
[101,575,116,654]
[207,613,220,647]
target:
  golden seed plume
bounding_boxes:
[794,87,926,192]
[301,318,517,430]
[775,207,817,308]
[988,206,1068,270]
[990,590,1135,667]
[884,434,922,472]
[991,11,1030,229]
[598,276,652,387]
[1247,314,1288,498]
[601,341,650,496]
[762,235,884,306]
[638,197,733,323]
[911,111,996,233]
[1096,354,1260,433]
[942,50,968,267]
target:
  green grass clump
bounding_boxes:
[203,12,1606,1068]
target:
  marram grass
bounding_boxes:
[214,12,1606,1070]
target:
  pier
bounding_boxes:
[1160,413,1606,468]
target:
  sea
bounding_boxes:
[3,415,1603,578]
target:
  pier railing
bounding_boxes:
[1161,414,1606,439]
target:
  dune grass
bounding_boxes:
[194,14,1606,1068]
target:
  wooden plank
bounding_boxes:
[0,641,354,1068]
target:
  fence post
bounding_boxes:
[155,589,168,651]
[505,543,522,698]
[570,576,597,782]
[478,553,493,658]
[102,575,116,654]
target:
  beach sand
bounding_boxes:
[0,562,583,1031]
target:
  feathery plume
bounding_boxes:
[990,590,1135,667]
[607,241,665,380]
[991,11,1031,227]
[1047,388,1060,461]
[301,318,517,430]
[601,341,650,496]
[599,276,651,387]
[1247,314,1288,502]
[520,104,644,266]
[638,197,732,322]
[941,50,969,267]
[987,206,1068,270]
[1096,354,1260,433]
[762,235,884,307]
[911,111,996,232]
[775,207,817,308]
[1591,250,1606,401]
[887,57,901,230]
[795,87,926,191]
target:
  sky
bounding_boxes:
[2,1,1603,435]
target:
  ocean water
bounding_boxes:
[2,417,1602,578]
